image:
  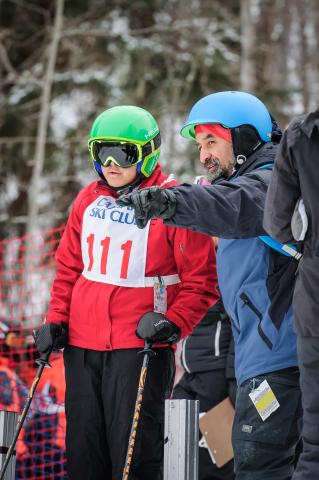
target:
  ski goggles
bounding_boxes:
[90,134,161,169]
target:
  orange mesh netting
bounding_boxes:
[0,226,68,479]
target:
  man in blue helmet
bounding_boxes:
[117,91,302,480]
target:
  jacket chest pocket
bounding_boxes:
[240,292,273,350]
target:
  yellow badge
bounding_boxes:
[249,380,280,421]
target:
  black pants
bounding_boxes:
[63,346,175,480]
[173,369,235,480]
[233,368,302,480]
[292,336,319,480]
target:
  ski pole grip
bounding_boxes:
[35,345,53,367]
[138,340,155,357]
[145,340,153,350]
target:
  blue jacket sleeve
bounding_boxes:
[165,169,271,239]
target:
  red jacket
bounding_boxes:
[46,165,218,350]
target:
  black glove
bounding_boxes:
[136,312,181,344]
[33,322,68,354]
[116,186,176,229]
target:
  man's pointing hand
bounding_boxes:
[116,186,176,229]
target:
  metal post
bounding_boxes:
[0,411,18,480]
[164,399,199,480]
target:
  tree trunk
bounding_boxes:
[240,0,257,92]
[26,0,64,235]
[298,0,310,112]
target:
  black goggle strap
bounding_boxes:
[141,132,161,158]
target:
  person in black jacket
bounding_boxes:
[173,298,235,480]
[264,110,319,480]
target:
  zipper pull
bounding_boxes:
[240,292,249,307]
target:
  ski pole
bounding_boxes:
[0,348,52,480]
[122,341,155,480]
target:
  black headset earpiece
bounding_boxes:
[231,125,263,162]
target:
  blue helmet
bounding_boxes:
[180,91,272,143]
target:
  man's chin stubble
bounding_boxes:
[206,166,225,182]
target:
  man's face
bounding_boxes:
[195,132,236,182]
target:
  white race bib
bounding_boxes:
[81,195,150,287]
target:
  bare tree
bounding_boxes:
[268,0,290,93]
[26,0,64,235]
[302,0,319,111]
[240,0,258,92]
[298,0,311,111]
[259,0,276,87]
[315,0,319,107]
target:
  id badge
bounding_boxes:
[154,277,167,313]
[249,379,280,421]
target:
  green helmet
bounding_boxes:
[88,105,161,178]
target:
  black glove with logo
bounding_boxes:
[136,312,181,344]
[116,186,177,229]
[33,322,68,354]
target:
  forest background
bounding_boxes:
[1,0,319,240]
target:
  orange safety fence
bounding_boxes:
[0,226,68,479]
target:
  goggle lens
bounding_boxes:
[93,142,140,168]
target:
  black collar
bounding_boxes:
[231,142,278,179]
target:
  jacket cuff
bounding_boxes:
[45,312,69,326]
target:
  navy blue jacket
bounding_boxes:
[166,143,298,385]
[180,299,233,374]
